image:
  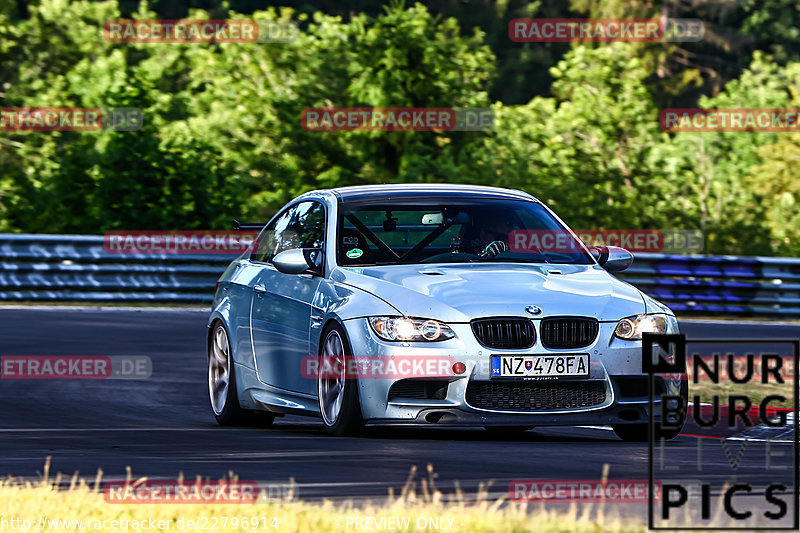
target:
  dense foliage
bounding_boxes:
[0,0,798,255]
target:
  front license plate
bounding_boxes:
[490,354,589,379]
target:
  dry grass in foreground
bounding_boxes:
[0,462,647,533]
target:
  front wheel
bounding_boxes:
[318,324,364,437]
[209,322,274,427]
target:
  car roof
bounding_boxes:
[321,183,537,203]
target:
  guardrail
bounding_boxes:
[0,234,798,316]
[0,234,229,303]
[620,253,800,317]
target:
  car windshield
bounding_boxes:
[336,198,594,266]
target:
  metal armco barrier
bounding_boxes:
[1,234,799,316]
[0,234,230,302]
[619,253,800,316]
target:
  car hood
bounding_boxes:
[331,263,645,322]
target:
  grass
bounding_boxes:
[0,461,650,533]
[0,484,648,533]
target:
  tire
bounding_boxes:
[209,322,274,427]
[484,426,535,438]
[613,378,688,442]
[318,323,364,437]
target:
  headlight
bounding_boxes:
[614,314,669,340]
[368,317,455,342]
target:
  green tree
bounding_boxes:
[167,2,495,221]
[463,43,684,232]
[662,53,800,254]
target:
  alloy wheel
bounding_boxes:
[209,324,230,415]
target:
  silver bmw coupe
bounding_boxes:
[207,184,686,439]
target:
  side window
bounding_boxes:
[293,201,326,249]
[251,207,295,263]
[251,201,325,263]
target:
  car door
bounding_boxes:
[249,201,325,396]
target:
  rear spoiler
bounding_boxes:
[233,219,265,231]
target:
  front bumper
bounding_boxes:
[342,317,680,426]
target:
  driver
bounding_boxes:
[468,214,512,258]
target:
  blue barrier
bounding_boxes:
[618,253,800,316]
[0,234,230,302]
[0,234,798,316]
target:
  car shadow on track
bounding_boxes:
[367,427,621,442]
[257,418,622,442]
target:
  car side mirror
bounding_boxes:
[590,245,633,272]
[273,248,322,275]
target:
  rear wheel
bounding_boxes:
[209,322,274,427]
[318,324,363,437]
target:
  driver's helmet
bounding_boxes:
[464,210,513,251]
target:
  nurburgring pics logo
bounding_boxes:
[0,107,142,131]
[103,20,298,43]
[688,355,795,382]
[645,335,799,530]
[104,231,258,254]
[509,18,704,42]
[660,108,800,132]
[301,108,494,132]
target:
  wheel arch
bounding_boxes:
[319,316,347,344]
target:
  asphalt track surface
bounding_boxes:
[0,308,797,509]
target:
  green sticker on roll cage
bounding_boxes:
[346,248,363,259]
